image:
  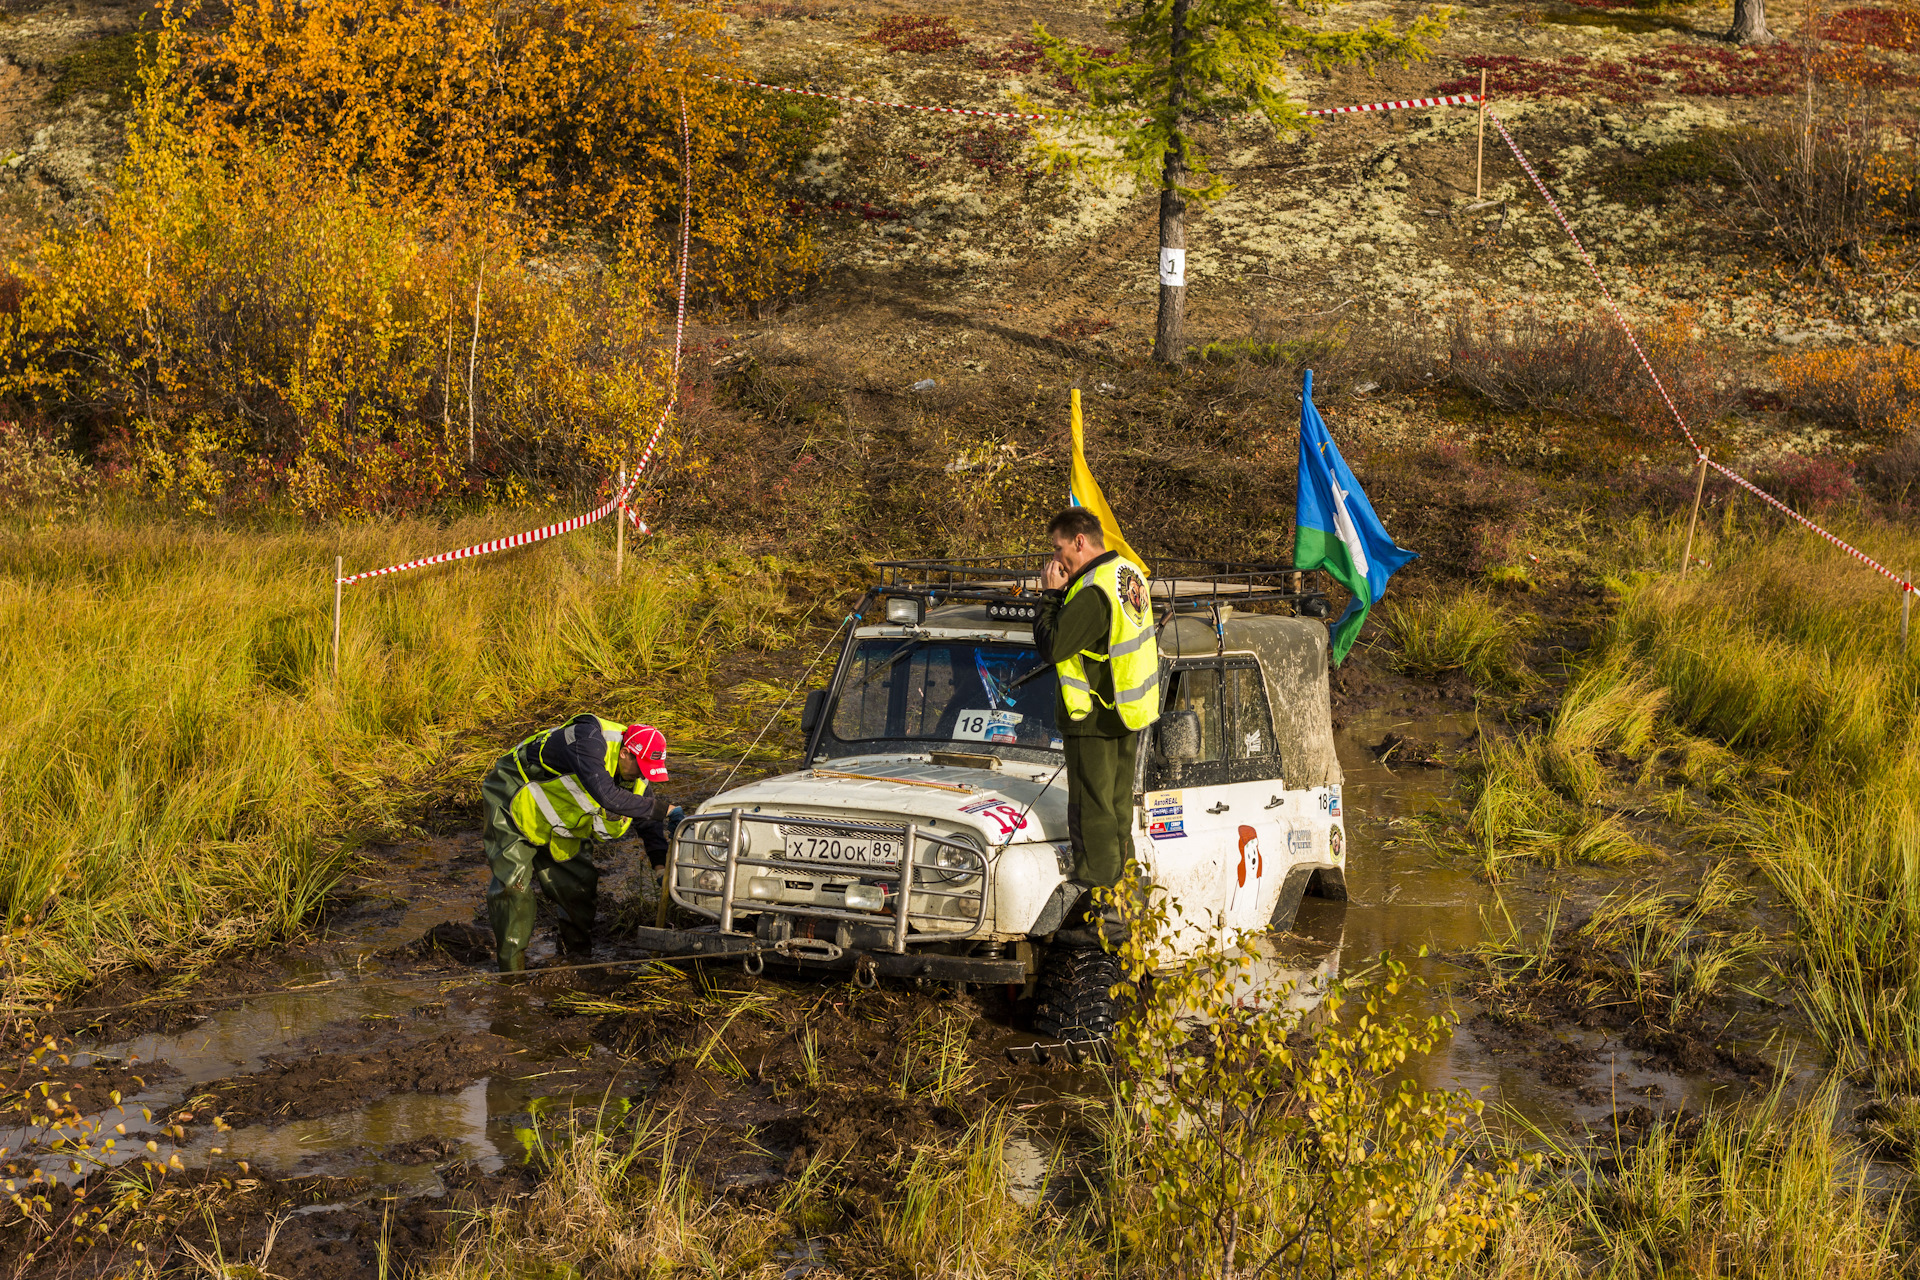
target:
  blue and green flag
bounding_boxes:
[1293,370,1416,663]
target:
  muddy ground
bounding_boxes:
[0,626,1828,1279]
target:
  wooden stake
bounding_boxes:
[467,259,485,467]
[615,467,626,583]
[1476,69,1488,200]
[332,555,343,680]
[1903,575,1911,656]
[1681,449,1709,577]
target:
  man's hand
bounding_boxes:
[1041,558,1068,591]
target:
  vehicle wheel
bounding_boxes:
[1033,945,1122,1043]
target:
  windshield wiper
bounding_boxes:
[1010,662,1052,689]
[855,638,925,688]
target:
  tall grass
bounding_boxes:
[1605,527,1920,787]
[0,513,816,1006]
[1456,658,1670,877]
[1379,589,1537,687]
[1596,517,1920,1089]
[431,1109,812,1277]
[1503,1080,1912,1278]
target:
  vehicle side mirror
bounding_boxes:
[800,689,828,734]
[1160,710,1202,763]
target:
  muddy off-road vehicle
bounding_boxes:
[632,557,1348,1039]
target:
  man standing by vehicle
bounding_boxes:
[1036,509,1160,895]
[481,716,672,972]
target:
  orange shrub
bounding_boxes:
[1770,346,1920,436]
[192,0,815,305]
[0,0,815,516]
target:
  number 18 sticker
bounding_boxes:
[960,795,1028,838]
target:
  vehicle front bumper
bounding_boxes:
[629,925,1027,984]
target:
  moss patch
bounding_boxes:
[1540,9,1695,34]
[1599,134,1734,207]
[45,31,151,110]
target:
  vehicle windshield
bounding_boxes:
[829,639,1061,753]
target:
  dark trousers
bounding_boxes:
[481,768,598,972]
[1065,732,1139,887]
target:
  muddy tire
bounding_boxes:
[1033,946,1121,1043]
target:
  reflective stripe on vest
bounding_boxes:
[1057,558,1162,731]
[503,715,646,854]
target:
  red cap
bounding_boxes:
[622,724,670,783]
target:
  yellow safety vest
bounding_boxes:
[504,716,647,861]
[1058,557,1161,730]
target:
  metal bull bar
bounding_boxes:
[667,810,988,952]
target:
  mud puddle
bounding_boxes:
[1301,704,1825,1141]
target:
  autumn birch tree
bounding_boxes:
[1031,0,1447,364]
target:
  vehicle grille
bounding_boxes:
[668,810,987,950]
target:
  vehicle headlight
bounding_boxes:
[845,883,888,912]
[916,840,983,887]
[678,819,726,865]
[683,868,725,894]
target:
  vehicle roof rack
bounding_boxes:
[873,555,1331,618]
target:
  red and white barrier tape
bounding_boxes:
[1489,109,1915,597]
[710,73,1479,124]
[1300,93,1482,116]
[338,96,693,588]
[1708,460,1913,593]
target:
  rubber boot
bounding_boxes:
[487,877,537,973]
[538,851,599,957]
[481,767,542,973]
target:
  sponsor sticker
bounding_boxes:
[953,708,1022,742]
[1288,829,1314,855]
[1149,818,1186,841]
[959,795,1029,838]
[1145,789,1184,818]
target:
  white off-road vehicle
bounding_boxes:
[633,557,1348,1041]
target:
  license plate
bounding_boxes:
[783,834,901,867]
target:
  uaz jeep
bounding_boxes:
[632,557,1348,1040]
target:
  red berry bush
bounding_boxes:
[862,14,969,54]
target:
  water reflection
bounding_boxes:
[1302,707,1823,1136]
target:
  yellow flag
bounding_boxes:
[1069,388,1147,574]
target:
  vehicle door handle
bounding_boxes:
[1264,796,1283,810]
[1207,801,1230,814]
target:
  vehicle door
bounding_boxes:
[1137,656,1289,945]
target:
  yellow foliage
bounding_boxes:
[1771,345,1920,436]
[191,0,814,305]
[0,0,814,516]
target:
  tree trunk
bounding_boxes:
[1152,0,1191,366]
[1728,0,1774,45]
